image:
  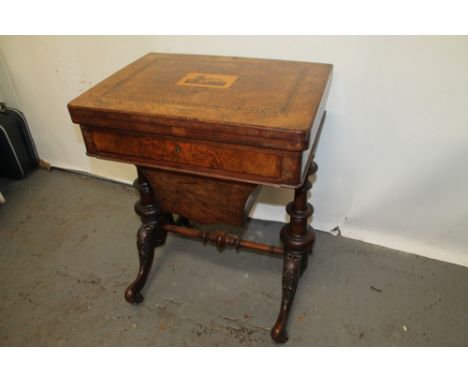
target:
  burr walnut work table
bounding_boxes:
[68,53,333,343]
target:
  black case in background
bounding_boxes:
[0,102,39,179]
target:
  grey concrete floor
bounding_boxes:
[0,169,467,346]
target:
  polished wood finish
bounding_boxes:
[68,53,332,152]
[82,125,305,186]
[93,129,283,179]
[68,53,332,188]
[163,224,285,256]
[67,53,333,344]
[140,167,259,226]
[271,161,318,343]
[124,170,167,304]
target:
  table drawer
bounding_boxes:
[89,128,283,180]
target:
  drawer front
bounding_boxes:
[91,129,283,179]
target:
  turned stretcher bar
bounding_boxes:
[162,223,285,257]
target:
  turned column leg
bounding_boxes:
[271,160,317,343]
[125,169,167,304]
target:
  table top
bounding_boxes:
[68,53,332,151]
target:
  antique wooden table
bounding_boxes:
[68,53,332,343]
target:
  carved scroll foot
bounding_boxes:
[125,170,166,305]
[271,160,317,344]
[271,251,303,343]
[125,223,158,304]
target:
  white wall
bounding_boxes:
[0,51,20,107]
[1,36,467,266]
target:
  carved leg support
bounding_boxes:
[125,169,167,304]
[271,161,317,343]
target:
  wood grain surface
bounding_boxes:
[67,53,334,344]
[141,167,259,226]
[68,53,332,150]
